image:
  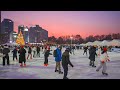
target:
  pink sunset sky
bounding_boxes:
[1,11,120,38]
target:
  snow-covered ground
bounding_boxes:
[0,46,120,79]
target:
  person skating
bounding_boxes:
[18,45,26,67]
[83,46,88,56]
[2,45,10,66]
[71,45,75,55]
[89,46,97,67]
[62,48,74,79]
[54,45,63,74]
[27,46,32,60]
[36,46,40,57]
[97,46,101,57]
[33,46,36,57]
[44,46,52,66]
[12,46,18,61]
[96,48,110,75]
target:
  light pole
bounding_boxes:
[70,36,73,47]
[13,35,17,42]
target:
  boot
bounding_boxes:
[59,71,63,74]
[20,63,23,67]
[63,77,69,79]
[92,61,96,67]
[24,63,26,67]
[46,63,48,66]
[102,72,108,75]
[96,69,99,72]
[55,70,59,72]
[92,65,96,67]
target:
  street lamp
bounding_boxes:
[70,36,73,47]
[14,35,17,42]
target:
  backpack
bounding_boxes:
[53,50,57,57]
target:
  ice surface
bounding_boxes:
[0,46,120,79]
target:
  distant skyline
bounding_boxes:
[1,11,120,38]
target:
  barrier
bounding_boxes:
[111,48,120,53]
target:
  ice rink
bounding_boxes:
[0,46,120,79]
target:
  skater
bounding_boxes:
[36,46,40,57]
[54,45,63,74]
[27,46,32,60]
[44,46,52,66]
[71,45,75,55]
[89,46,97,67]
[62,48,74,79]
[83,46,88,56]
[96,48,110,75]
[12,46,18,61]
[59,45,62,52]
[2,45,10,66]
[18,45,26,67]
[33,46,36,57]
[97,46,101,56]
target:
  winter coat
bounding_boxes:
[100,52,109,62]
[55,48,62,62]
[37,46,40,52]
[28,47,32,53]
[2,46,10,56]
[62,51,73,67]
[18,48,26,63]
[44,50,51,57]
[12,49,17,56]
[84,47,88,51]
[89,47,97,61]
[97,48,101,56]
[32,47,36,51]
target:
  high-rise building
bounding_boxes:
[24,26,29,43]
[29,25,48,43]
[1,18,14,43]
[1,18,14,34]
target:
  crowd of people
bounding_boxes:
[0,44,110,79]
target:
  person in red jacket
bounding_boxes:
[96,47,110,75]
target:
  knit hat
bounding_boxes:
[103,48,107,52]
[20,45,24,48]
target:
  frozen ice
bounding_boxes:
[0,46,120,79]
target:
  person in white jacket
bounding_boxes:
[97,46,101,57]
[96,48,110,75]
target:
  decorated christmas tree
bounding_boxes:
[16,30,25,45]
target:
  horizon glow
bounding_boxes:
[1,11,120,38]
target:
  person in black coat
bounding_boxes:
[18,45,26,67]
[12,46,18,61]
[89,46,97,67]
[37,46,40,57]
[44,48,52,66]
[62,49,74,79]
[27,46,32,59]
[83,46,88,56]
[2,45,10,66]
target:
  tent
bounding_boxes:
[92,41,101,46]
[100,40,111,46]
[109,39,120,46]
[86,42,93,46]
